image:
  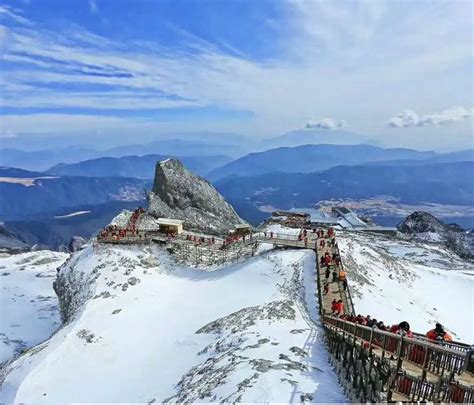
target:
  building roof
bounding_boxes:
[234,223,251,229]
[157,218,184,226]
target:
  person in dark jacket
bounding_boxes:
[323,283,329,295]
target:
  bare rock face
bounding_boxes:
[147,159,246,235]
[68,236,87,252]
[397,211,474,261]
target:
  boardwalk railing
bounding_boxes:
[323,315,469,375]
[322,314,473,402]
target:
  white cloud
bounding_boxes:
[0,4,31,25]
[0,0,472,149]
[387,107,474,128]
[305,118,345,130]
[89,0,98,14]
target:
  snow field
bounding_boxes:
[0,250,69,363]
[338,232,474,342]
[1,244,346,403]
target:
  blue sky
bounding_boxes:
[0,0,473,150]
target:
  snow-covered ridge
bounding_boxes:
[0,243,346,403]
[338,231,474,341]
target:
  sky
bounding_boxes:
[0,0,473,151]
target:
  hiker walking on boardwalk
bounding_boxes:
[335,299,344,315]
[323,283,329,295]
[319,239,325,248]
[331,299,337,313]
[339,269,346,281]
[426,323,453,342]
[324,252,331,266]
[332,270,338,282]
[325,267,330,280]
[320,256,325,267]
[342,278,348,291]
[390,321,414,338]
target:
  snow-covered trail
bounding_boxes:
[1,245,346,403]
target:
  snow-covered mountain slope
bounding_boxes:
[0,244,346,403]
[338,231,474,342]
[0,250,69,363]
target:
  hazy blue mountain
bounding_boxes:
[0,135,247,172]
[426,149,474,163]
[0,171,150,220]
[0,147,101,171]
[258,129,371,150]
[0,167,45,178]
[5,200,146,250]
[104,139,247,159]
[364,149,474,167]
[0,132,250,151]
[215,162,474,221]
[209,144,436,180]
[47,154,233,178]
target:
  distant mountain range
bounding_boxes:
[216,161,474,224]
[4,200,146,250]
[0,167,150,221]
[0,144,240,172]
[258,129,372,150]
[47,154,232,178]
[208,144,438,180]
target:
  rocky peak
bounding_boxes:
[397,211,473,261]
[147,158,246,235]
[68,235,87,252]
[397,211,446,234]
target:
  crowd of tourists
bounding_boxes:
[332,310,454,343]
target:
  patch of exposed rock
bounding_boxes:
[68,236,87,252]
[397,211,473,261]
[146,159,246,235]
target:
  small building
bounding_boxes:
[233,223,252,235]
[157,218,184,235]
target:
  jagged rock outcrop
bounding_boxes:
[0,224,30,252]
[397,211,446,234]
[147,159,247,235]
[397,211,473,260]
[68,236,87,252]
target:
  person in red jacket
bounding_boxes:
[324,254,331,266]
[335,299,344,315]
[426,323,453,342]
[390,321,414,338]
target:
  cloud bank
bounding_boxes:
[0,0,472,148]
[305,118,345,130]
[388,107,474,128]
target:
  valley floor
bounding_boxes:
[0,244,346,403]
